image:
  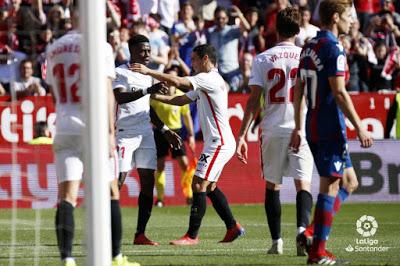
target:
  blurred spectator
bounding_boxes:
[0,7,19,51]
[382,0,400,26]
[137,0,157,18]
[207,6,250,92]
[263,0,289,49]
[148,13,168,45]
[344,20,372,92]
[0,44,26,93]
[385,90,400,139]
[0,82,5,95]
[369,42,393,91]
[12,58,46,98]
[28,121,53,144]
[238,51,252,93]
[354,0,374,33]
[180,15,207,67]
[59,0,71,19]
[118,26,130,61]
[158,0,180,34]
[188,0,216,23]
[106,0,121,30]
[172,2,195,66]
[34,25,53,55]
[240,6,260,56]
[130,18,147,36]
[46,4,65,39]
[146,14,169,72]
[295,5,319,47]
[367,12,400,47]
[17,0,46,54]
[108,28,128,66]
[165,45,191,76]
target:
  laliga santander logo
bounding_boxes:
[356,215,378,237]
[346,215,389,252]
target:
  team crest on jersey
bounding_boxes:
[337,54,346,72]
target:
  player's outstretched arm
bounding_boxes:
[113,82,167,104]
[130,63,193,90]
[329,76,373,148]
[151,93,193,106]
[289,79,305,153]
[236,85,262,164]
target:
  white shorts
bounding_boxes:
[195,143,235,182]
[53,135,118,183]
[116,132,157,172]
[260,135,313,185]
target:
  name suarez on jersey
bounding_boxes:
[300,47,323,71]
[48,44,80,60]
[269,51,300,63]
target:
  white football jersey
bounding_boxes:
[186,68,235,147]
[249,42,305,137]
[112,64,153,135]
[45,31,115,135]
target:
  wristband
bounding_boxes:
[142,87,148,96]
[160,125,169,133]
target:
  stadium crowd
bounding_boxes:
[0,0,400,96]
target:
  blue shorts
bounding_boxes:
[307,140,352,178]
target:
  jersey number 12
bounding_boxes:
[53,63,81,103]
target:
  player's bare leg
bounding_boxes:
[56,180,80,266]
[133,168,159,245]
[265,181,283,254]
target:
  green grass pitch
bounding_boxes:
[0,203,399,265]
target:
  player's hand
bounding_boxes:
[289,129,302,153]
[236,136,248,164]
[188,135,195,153]
[130,63,150,75]
[164,129,183,149]
[357,128,373,148]
[148,82,168,94]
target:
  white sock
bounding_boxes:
[297,226,306,235]
[272,238,282,244]
[63,257,75,263]
[113,253,122,260]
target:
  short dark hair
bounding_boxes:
[276,7,300,38]
[214,6,228,17]
[128,34,149,49]
[193,44,217,65]
[299,5,311,14]
[34,121,48,138]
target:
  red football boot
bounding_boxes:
[219,223,245,243]
[133,233,159,245]
[170,234,199,245]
